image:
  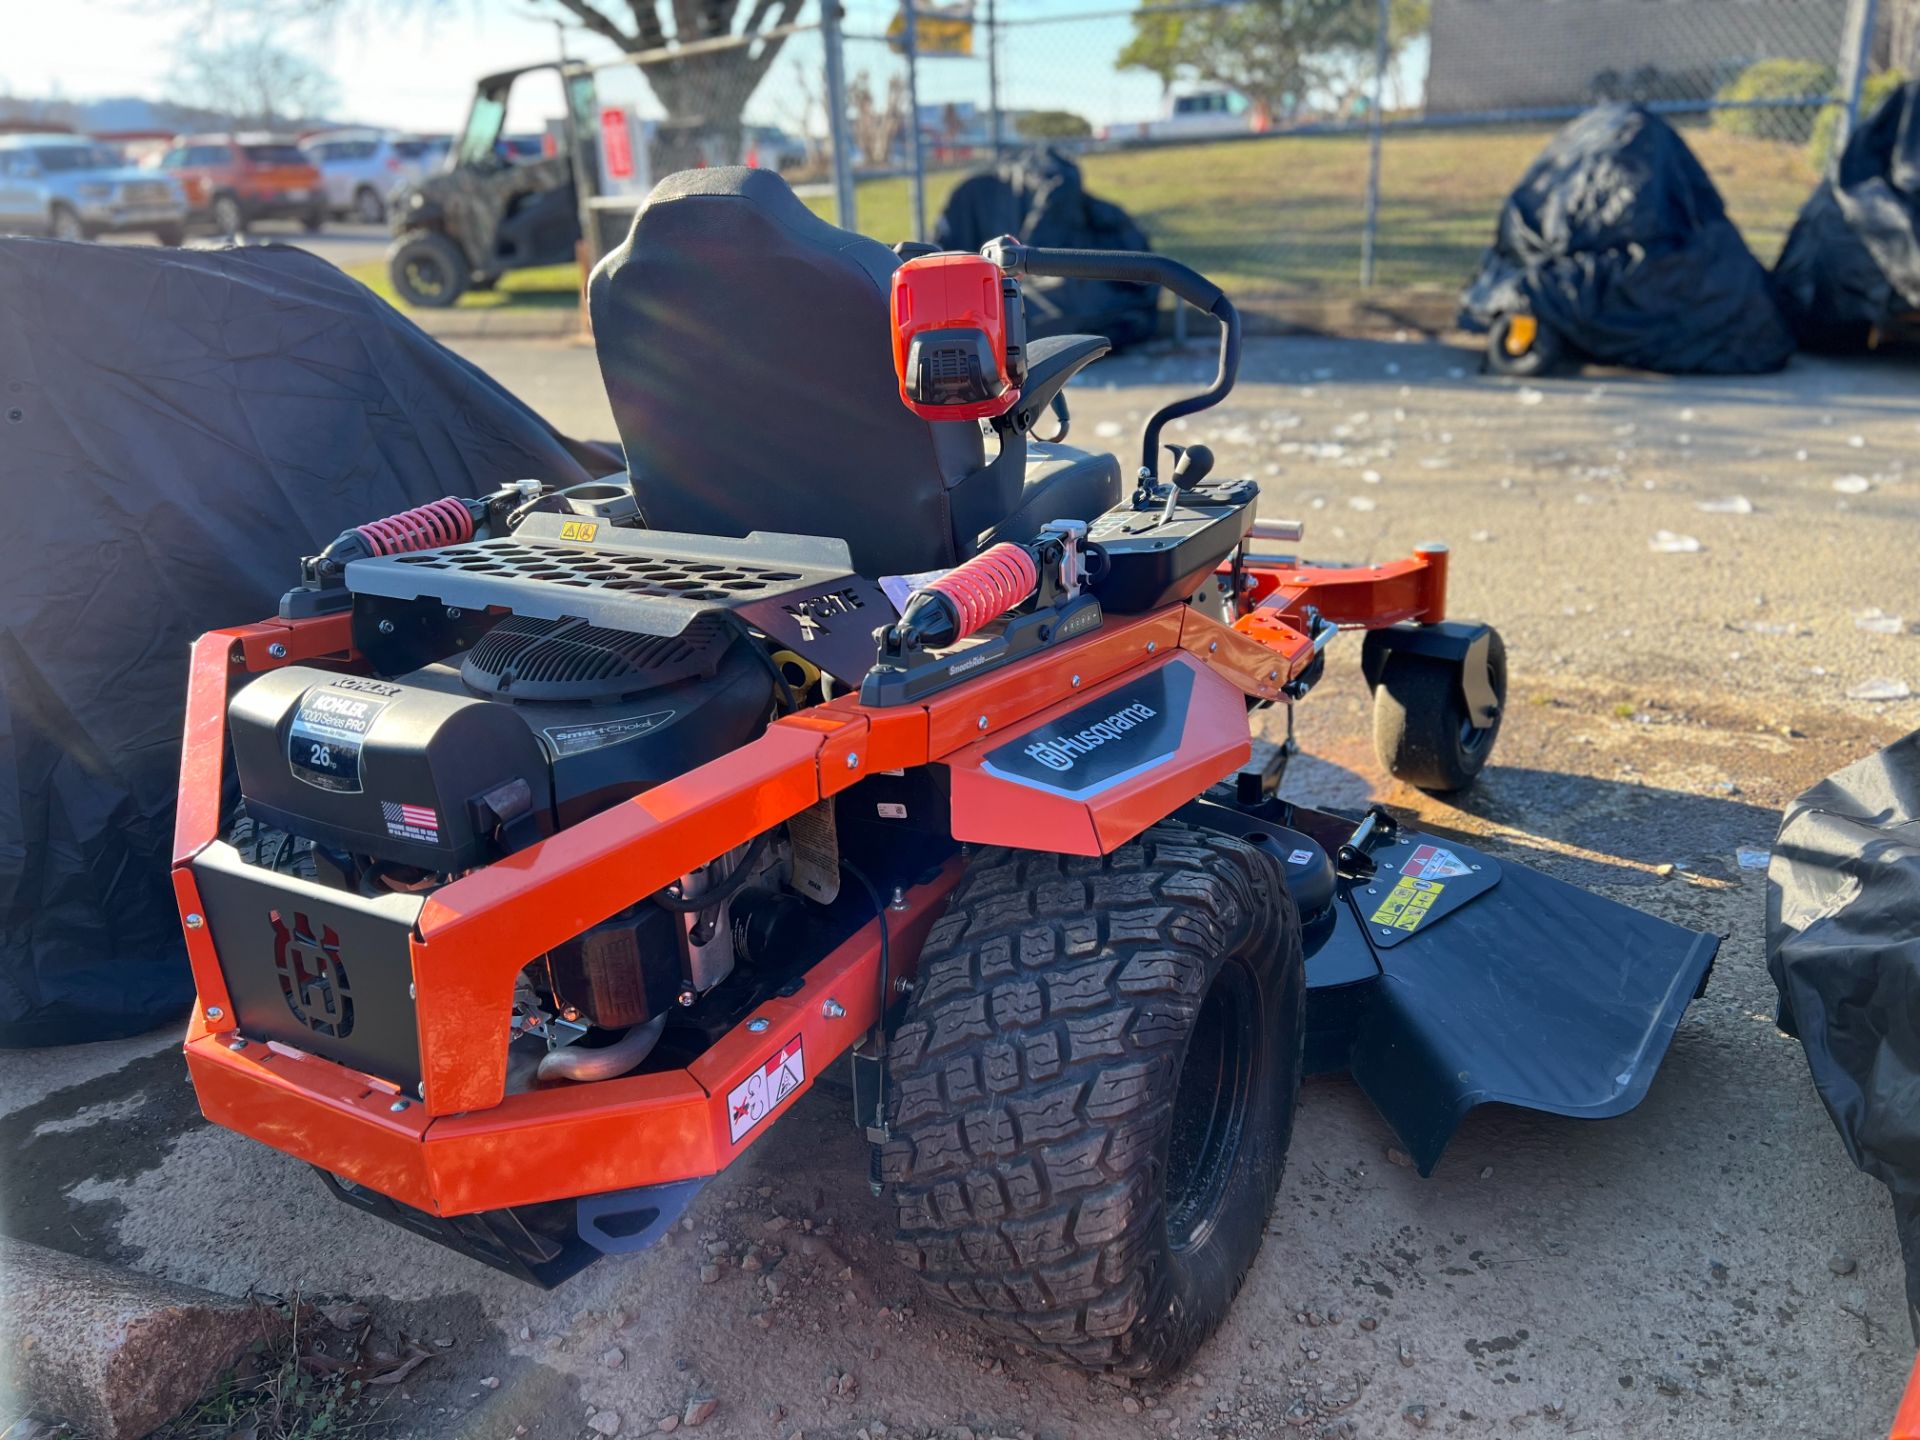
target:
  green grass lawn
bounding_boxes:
[808,125,1819,303]
[355,124,1819,320]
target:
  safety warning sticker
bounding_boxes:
[1369,876,1446,931]
[787,798,841,904]
[727,1035,805,1144]
[1401,843,1474,880]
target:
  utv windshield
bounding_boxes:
[457,96,508,168]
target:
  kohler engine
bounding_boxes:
[214,496,892,1088]
[225,610,778,1054]
[231,616,772,871]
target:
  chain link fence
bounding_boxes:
[578,0,1903,326]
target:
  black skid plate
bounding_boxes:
[1185,799,1718,1175]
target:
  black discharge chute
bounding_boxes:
[934,147,1160,349]
[1771,80,1920,352]
[0,240,604,1046]
[1460,104,1794,374]
[1769,729,1920,1334]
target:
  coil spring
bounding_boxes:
[924,542,1039,642]
[354,496,474,556]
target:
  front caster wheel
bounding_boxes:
[1372,627,1507,793]
[885,824,1305,1379]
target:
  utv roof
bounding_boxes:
[476,59,590,90]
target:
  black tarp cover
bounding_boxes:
[1769,729,1920,1328]
[1460,104,1794,374]
[1772,81,1920,351]
[0,239,598,1045]
[933,147,1159,349]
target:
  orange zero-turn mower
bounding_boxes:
[173,230,1716,1378]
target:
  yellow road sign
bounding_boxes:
[888,3,975,56]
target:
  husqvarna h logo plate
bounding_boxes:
[982,663,1192,798]
[270,910,355,1038]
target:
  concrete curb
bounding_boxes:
[404,305,585,341]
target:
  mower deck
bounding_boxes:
[1188,796,1717,1173]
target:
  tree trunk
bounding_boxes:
[630,6,805,176]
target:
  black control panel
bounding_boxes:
[1088,478,1258,613]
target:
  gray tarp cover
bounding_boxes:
[0,239,598,1045]
[1769,729,1920,1325]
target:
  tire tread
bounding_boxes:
[886,826,1302,1375]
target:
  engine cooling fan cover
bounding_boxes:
[461,614,729,703]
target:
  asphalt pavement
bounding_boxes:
[4,330,1918,1440]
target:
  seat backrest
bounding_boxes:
[589,167,987,577]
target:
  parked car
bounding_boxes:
[0,133,188,243]
[158,134,325,234]
[1102,89,1265,145]
[743,125,808,172]
[301,129,450,223]
[499,133,549,163]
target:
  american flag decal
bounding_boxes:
[381,801,440,841]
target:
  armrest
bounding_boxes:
[1015,333,1111,434]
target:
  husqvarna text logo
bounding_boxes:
[1023,702,1157,772]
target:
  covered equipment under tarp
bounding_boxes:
[1771,81,1920,351]
[1459,104,1794,373]
[0,239,601,1046]
[933,147,1159,348]
[1769,729,1920,1332]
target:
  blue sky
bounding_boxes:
[5,0,1180,134]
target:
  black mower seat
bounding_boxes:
[589,167,1119,578]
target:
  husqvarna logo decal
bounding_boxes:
[270,910,354,1038]
[983,663,1192,798]
[1023,703,1158,772]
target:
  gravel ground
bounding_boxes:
[4,334,1917,1440]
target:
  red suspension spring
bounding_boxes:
[354,496,475,555]
[925,543,1039,642]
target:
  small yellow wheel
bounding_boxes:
[1487,312,1562,377]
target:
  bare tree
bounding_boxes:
[170,35,340,127]
[848,69,905,169]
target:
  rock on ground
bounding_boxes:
[0,1238,273,1440]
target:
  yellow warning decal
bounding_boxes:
[559,520,598,542]
[1369,876,1446,931]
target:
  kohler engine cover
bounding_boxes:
[230,668,554,871]
[229,621,775,870]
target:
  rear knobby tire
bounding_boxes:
[884,825,1305,1378]
[1371,628,1508,793]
